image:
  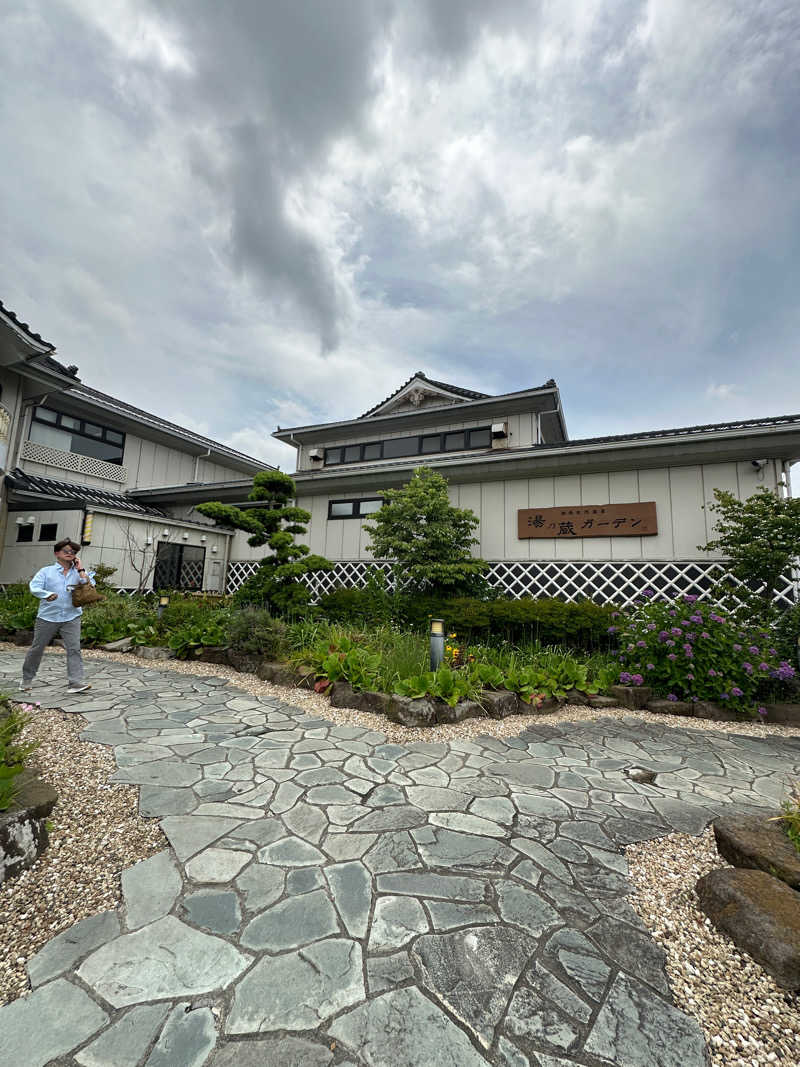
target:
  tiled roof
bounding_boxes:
[4,469,167,517]
[0,299,80,379]
[541,412,800,450]
[360,372,491,417]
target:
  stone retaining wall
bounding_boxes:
[0,773,58,885]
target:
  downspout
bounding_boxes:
[535,408,562,445]
[194,448,212,481]
[9,393,48,471]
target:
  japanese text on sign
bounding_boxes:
[517,502,658,539]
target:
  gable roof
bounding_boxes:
[0,299,81,383]
[361,372,491,417]
[4,468,167,517]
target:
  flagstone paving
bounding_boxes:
[3,654,800,1066]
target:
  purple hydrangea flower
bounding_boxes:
[646,663,655,670]
[658,630,669,641]
[742,662,753,674]
[630,673,644,686]
[611,611,621,618]
[668,610,677,617]
[607,626,617,633]
[708,668,717,677]
[769,648,777,656]
[687,673,695,681]
[690,614,703,624]
[748,646,759,655]
[666,693,678,701]
[636,640,646,648]
[758,662,770,672]
[619,672,632,684]
[666,639,675,647]
[709,613,726,623]
[757,706,767,718]
[642,588,654,598]
[667,653,677,661]
[720,692,730,700]
[701,631,710,640]
[733,644,741,652]
[671,627,682,636]
[731,687,743,697]
[680,619,691,627]
[646,622,657,631]
[683,594,698,604]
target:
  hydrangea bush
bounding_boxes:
[610,591,796,717]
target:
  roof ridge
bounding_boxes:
[360,372,492,418]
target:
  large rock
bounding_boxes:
[329,682,389,715]
[713,814,800,890]
[480,689,519,719]
[386,695,438,727]
[133,645,174,660]
[0,772,58,884]
[647,698,694,717]
[609,685,652,709]
[696,868,800,989]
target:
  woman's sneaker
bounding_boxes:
[67,683,92,694]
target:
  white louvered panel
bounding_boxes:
[20,440,127,483]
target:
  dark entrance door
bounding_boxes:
[154,543,206,591]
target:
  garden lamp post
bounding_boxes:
[157,595,170,619]
[430,618,445,671]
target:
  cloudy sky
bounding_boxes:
[2,0,799,475]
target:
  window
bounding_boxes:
[39,523,58,541]
[16,524,34,543]
[322,427,492,466]
[382,436,419,459]
[30,406,126,465]
[328,498,383,519]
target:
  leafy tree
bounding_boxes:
[364,466,489,597]
[699,487,800,613]
[196,470,332,615]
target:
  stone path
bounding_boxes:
[2,654,800,1067]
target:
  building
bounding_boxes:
[0,301,264,591]
[271,372,800,606]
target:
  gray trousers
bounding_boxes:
[22,617,85,686]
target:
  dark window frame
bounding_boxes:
[31,406,127,465]
[39,523,58,542]
[16,523,34,543]
[323,426,491,467]
[327,497,384,520]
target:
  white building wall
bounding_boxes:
[0,508,84,585]
[296,460,772,563]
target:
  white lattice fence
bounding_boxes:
[20,440,128,483]
[225,558,799,608]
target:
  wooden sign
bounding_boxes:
[518,502,658,539]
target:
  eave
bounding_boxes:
[273,384,565,444]
[289,420,800,496]
[129,478,255,506]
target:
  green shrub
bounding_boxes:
[612,592,797,716]
[0,584,39,631]
[227,608,287,659]
[79,595,152,646]
[0,696,39,811]
[168,611,231,659]
[394,595,616,650]
[772,601,800,664]
[395,665,481,707]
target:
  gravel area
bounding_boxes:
[0,707,165,1007]
[84,646,800,744]
[3,642,800,1062]
[627,829,800,1067]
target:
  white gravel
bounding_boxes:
[3,641,800,1063]
[627,829,800,1067]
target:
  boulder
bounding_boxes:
[647,698,694,717]
[762,703,800,726]
[193,645,228,665]
[562,688,591,706]
[329,682,390,716]
[480,689,520,719]
[696,868,800,989]
[386,696,438,727]
[588,694,620,709]
[133,646,174,661]
[0,772,58,885]
[101,637,133,652]
[692,701,740,722]
[13,630,34,647]
[713,814,800,890]
[609,684,652,709]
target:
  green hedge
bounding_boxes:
[317,587,617,650]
